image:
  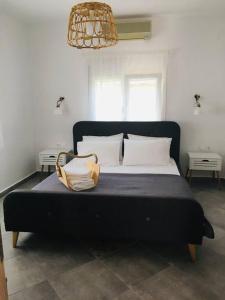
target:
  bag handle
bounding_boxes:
[56,152,98,170]
[56,152,100,191]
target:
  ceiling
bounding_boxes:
[3,0,225,21]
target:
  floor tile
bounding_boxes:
[2,232,32,260]
[9,281,60,300]
[204,205,225,230]
[134,265,219,300]
[173,247,225,296]
[113,288,143,300]
[204,224,225,252]
[49,260,127,300]
[205,235,225,256]
[25,235,95,278]
[102,243,168,285]
[141,242,191,264]
[86,240,137,259]
[5,255,46,295]
[199,191,225,210]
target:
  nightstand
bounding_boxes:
[39,149,68,174]
[186,152,222,184]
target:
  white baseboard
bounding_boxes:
[0,170,38,196]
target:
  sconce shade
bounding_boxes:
[54,107,63,115]
[68,2,118,49]
[194,106,200,115]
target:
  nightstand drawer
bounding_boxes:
[39,154,66,165]
[39,149,68,166]
[190,158,222,171]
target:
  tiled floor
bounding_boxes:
[1,175,225,299]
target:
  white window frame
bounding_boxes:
[91,73,162,121]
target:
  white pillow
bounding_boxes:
[123,139,171,166]
[83,133,123,160]
[128,133,172,143]
[77,141,120,166]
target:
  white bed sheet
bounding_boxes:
[100,159,180,175]
[64,158,180,176]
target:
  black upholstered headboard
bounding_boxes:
[73,121,180,166]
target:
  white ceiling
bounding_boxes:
[3,0,225,21]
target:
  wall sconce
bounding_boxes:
[54,97,65,115]
[194,94,201,115]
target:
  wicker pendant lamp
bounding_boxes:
[68,2,118,49]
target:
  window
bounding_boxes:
[92,74,161,121]
[94,79,123,121]
[126,75,160,121]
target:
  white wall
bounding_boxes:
[30,20,89,157]
[164,15,225,173]
[0,13,35,192]
[29,14,225,175]
[1,13,225,189]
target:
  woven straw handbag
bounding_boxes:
[56,152,100,191]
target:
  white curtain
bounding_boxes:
[88,52,168,121]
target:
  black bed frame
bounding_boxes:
[3,121,213,261]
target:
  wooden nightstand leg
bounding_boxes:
[0,260,8,300]
[185,168,190,178]
[217,171,221,188]
[0,225,8,300]
[40,165,44,181]
[189,170,192,183]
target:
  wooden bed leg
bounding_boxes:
[188,244,197,262]
[0,260,8,300]
[12,232,19,248]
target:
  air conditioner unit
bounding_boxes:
[116,20,151,40]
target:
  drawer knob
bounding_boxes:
[202,159,209,162]
[146,217,151,222]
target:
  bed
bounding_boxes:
[3,121,214,261]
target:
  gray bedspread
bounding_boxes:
[4,172,214,242]
[33,172,193,200]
